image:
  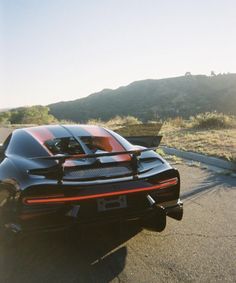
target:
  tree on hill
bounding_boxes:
[0,111,11,124]
[0,106,58,124]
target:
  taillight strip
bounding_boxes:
[24,177,178,205]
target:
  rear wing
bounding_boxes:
[30,147,160,183]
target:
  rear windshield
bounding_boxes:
[44,134,126,155]
[44,137,84,155]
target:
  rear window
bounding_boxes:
[44,134,126,155]
[44,137,84,155]
[44,131,130,162]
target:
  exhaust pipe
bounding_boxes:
[142,195,166,232]
[166,202,183,221]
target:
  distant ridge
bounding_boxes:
[47,73,235,122]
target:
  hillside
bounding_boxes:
[49,73,235,122]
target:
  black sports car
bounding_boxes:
[0,125,183,237]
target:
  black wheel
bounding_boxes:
[142,207,166,232]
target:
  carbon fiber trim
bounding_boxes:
[64,165,132,180]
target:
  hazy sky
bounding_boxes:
[0,0,235,108]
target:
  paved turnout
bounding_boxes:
[0,164,235,283]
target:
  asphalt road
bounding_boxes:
[0,127,13,144]
[0,164,235,283]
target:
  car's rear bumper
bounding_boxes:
[4,168,183,234]
[6,199,183,234]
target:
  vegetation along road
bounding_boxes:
[0,163,235,283]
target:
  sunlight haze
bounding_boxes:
[1,0,235,108]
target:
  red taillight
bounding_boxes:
[23,177,178,205]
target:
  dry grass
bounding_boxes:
[116,123,162,136]
[189,112,236,129]
[87,115,142,129]
[160,124,236,162]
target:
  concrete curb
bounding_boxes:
[161,146,236,171]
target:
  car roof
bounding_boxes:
[5,125,115,157]
[20,124,111,143]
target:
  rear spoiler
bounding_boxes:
[30,147,159,183]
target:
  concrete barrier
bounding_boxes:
[161,146,236,171]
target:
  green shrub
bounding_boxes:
[166,117,187,128]
[0,106,58,125]
[86,118,105,126]
[106,115,142,128]
[59,119,76,124]
[86,115,142,129]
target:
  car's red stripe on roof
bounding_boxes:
[25,127,55,155]
[79,125,110,137]
[80,125,130,162]
[25,127,77,166]
[26,127,54,143]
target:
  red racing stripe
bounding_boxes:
[26,127,55,155]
